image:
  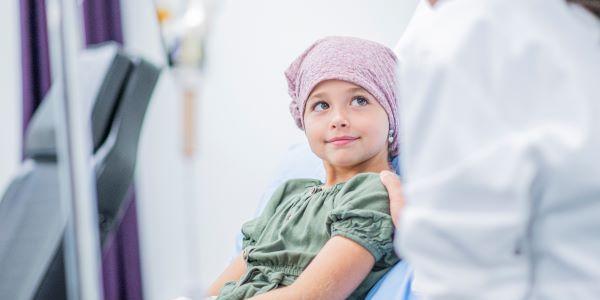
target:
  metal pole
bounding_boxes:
[46,0,104,299]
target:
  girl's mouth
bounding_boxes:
[326,136,359,146]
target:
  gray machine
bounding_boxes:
[0,43,160,300]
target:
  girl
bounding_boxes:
[208,36,400,300]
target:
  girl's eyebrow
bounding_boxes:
[308,86,369,104]
[347,87,367,94]
[310,87,366,99]
[309,92,327,100]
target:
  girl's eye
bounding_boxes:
[351,96,369,106]
[313,101,329,112]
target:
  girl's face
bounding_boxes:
[303,80,390,168]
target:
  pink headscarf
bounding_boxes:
[285,36,400,156]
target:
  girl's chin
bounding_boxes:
[326,155,365,168]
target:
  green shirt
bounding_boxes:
[217,172,399,299]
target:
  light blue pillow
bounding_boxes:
[234,141,412,299]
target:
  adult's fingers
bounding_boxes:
[380,170,404,227]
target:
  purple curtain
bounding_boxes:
[19,0,52,154]
[82,0,123,45]
[102,187,144,300]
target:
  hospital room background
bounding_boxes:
[0,0,420,299]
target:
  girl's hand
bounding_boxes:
[380,170,404,228]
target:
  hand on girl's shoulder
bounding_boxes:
[334,172,390,213]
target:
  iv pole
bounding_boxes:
[46,0,103,299]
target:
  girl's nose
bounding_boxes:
[330,110,349,129]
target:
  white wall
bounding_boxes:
[0,0,23,197]
[195,0,420,290]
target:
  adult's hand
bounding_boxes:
[380,170,404,228]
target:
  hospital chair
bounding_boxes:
[0,43,160,299]
[234,142,414,299]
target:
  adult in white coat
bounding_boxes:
[380,0,600,298]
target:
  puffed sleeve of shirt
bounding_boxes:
[326,173,398,266]
[241,183,285,249]
[241,179,307,249]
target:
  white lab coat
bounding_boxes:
[395,0,600,298]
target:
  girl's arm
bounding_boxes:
[249,236,375,300]
[206,253,247,296]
